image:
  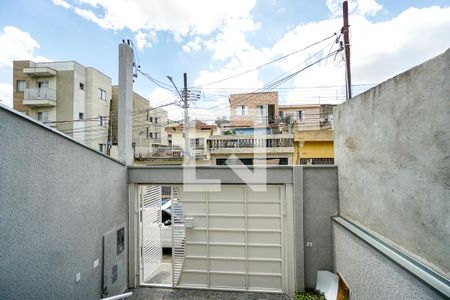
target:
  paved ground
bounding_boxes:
[127,287,291,300]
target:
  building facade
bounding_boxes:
[211,92,292,165]
[164,120,218,165]
[13,60,111,152]
[229,92,279,129]
[279,104,335,165]
[111,86,168,160]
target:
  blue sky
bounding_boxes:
[1,0,449,121]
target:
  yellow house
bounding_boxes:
[293,129,334,165]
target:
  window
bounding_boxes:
[98,88,106,100]
[154,117,159,124]
[146,127,149,138]
[99,144,106,153]
[37,111,48,122]
[149,132,153,139]
[236,105,248,116]
[190,138,205,149]
[116,227,125,255]
[256,105,268,116]
[16,80,26,92]
[297,111,304,120]
[154,132,159,139]
[149,116,153,123]
[99,115,104,126]
[79,112,84,120]
[79,82,84,90]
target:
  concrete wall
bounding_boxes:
[301,167,339,288]
[0,105,128,299]
[333,223,445,299]
[334,49,450,276]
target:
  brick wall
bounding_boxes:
[229,92,279,127]
[13,61,31,114]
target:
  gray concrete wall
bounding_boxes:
[0,106,128,300]
[333,223,445,300]
[334,49,450,276]
[302,166,339,288]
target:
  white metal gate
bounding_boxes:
[140,185,162,281]
[175,185,285,293]
[171,187,186,286]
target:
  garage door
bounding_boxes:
[176,185,285,293]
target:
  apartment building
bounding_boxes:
[111,86,168,160]
[13,60,111,152]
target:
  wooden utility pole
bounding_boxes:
[343,0,352,99]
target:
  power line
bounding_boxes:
[193,32,338,88]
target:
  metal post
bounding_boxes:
[106,97,113,156]
[343,1,352,99]
[183,73,190,159]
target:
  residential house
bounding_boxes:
[164,120,218,165]
[279,104,335,164]
[229,91,279,130]
[13,60,111,152]
[210,91,293,165]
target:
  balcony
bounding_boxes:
[23,67,57,77]
[208,134,293,154]
[23,88,56,106]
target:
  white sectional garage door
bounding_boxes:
[176,185,285,293]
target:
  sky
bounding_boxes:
[0,0,449,121]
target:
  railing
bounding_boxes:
[279,115,334,131]
[135,146,182,160]
[24,87,56,101]
[208,134,293,149]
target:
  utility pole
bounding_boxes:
[118,41,133,165]
[167,73,193,160]
[342,0,352,100]
[182,73,190,159]
[106,98,113,156]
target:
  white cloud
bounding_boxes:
[182,37,203,53]
[326,0,383,17]
[135,30,156,50]
[53,0,258,50]
[0,26,48,68]
[204,17,261,61]
[0,26,48,108]
[0,83,13,107]
[52,0,71,9]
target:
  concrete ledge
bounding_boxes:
[333,217,450,298]
[128,166,294,184]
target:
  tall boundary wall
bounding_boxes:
[333,49,450,298]
[0,105,128,299]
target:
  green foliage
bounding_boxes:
[295,289,327,300]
